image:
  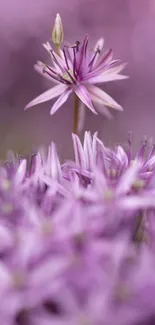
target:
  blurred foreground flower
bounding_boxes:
[1,132,155,324]
[25,14,127,132]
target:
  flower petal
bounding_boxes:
[25,84,67,110]
[83,131,94,170]
[77,35,89,75]
[15,159,27,185]
[45,143,61,180]
[116,160,141,196]
[72,133,86,169]
[84,62,127,83]
[87,74,128,84]
[50,88,72,115]
[105,63,127,75]
[120,195,155,210]
[95,103,113,119]
[74,85,97,114]
[86,85,123,111]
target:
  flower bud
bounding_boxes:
[52,13,63,46]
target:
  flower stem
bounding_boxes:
[132,211,144,244]
[73,94,79,134]
[55,44,61,57]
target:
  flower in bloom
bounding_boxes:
[25,20,127,117]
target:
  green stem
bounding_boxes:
[73,94,79,134]
[132,211,144,244]
[55,44,61,57]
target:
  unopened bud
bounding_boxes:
[52,13,63,46]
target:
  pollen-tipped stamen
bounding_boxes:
[46,65,57,75]
[127,132,132,162]
[95,48,112,70]
[63,67,76,84]
[73,47,77,78]
[50,50,64,73]
[43,65,70,84]
[57,74,72,85]
[43,67,62,83]
[88,47,101,71]
[63,49,70,70]
[75,41,80,52]
[137,139,147,159]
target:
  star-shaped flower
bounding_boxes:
[25,35,127,116]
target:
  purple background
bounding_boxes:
[0,0,154,159]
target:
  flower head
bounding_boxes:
[25,16,127,118]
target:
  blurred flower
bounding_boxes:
[25,17,127,117]
[0,133,155,324]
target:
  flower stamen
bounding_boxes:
[62,49,70,70]
[88,47,101,71]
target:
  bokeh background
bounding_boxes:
[0,0,154,159]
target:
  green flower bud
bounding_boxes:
[52,13,63,46]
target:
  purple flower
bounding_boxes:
[0,132,155,324]
[25,34,127,116]
[4,9,155,325]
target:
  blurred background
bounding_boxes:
[0,0,154,160]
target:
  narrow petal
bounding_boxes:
[116,161,141,196]
[87,74,128,84]
[105,63,127,75]
[84,131,93,170]
[95,103,113,119]
[50,88,72,115]
[116,145,128,167]
[86,85,123,111]
[77,35,89,74]
[120,195,155,210]
[45,143,61,181]
[15,159,27,185]
[74,85,97,114]
[145,155,155,170]
[43,41,52,53]
[25,84,67,110]
[84,63,128,83]
[72,133,86,169]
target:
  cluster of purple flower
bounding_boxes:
[2,13,155,325]
[1,132,155,325]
